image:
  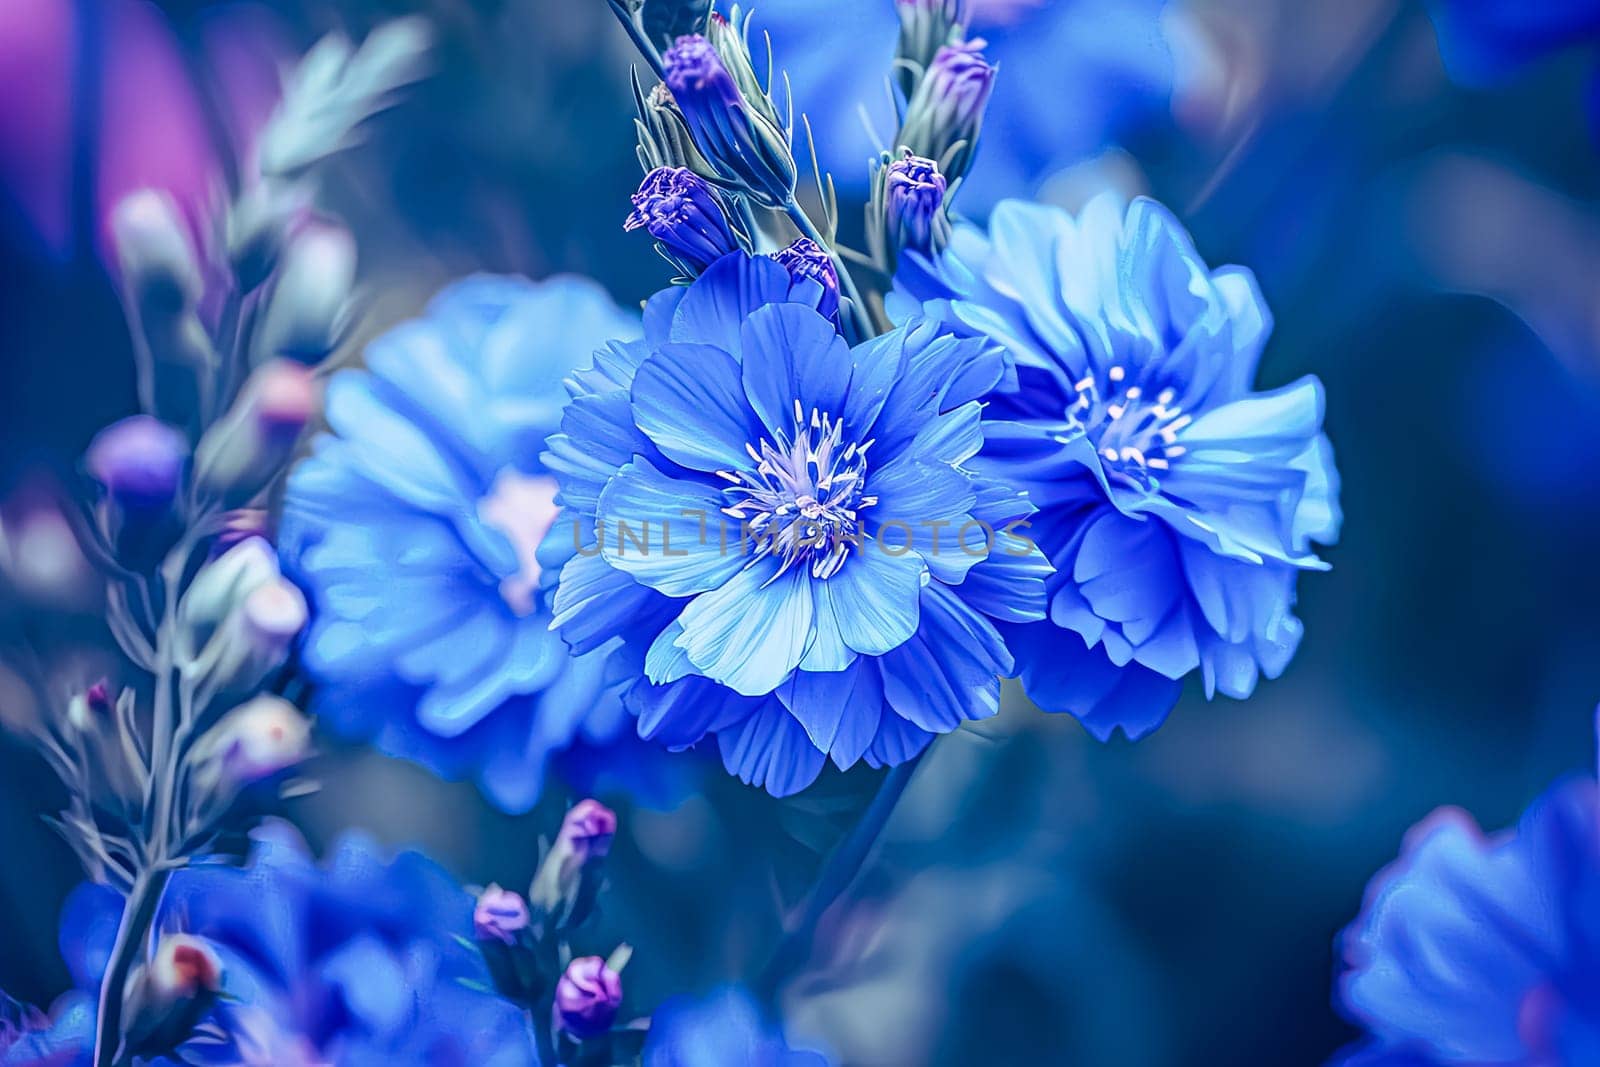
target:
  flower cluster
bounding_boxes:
[895,194,1341,739]
[282,274,652,813]
[544,251,1050,794]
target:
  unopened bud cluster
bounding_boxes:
[470,801,635,1053]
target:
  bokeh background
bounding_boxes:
[4,0,1600,1063]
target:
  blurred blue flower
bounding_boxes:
[1426,0,1600,85]
[644,986,828,1066]
[0,990,94,1067]
[895,195,1340,740]
[754,0,1173,210]
[281,274,647,813]
[1334,776,1600,1066]
[544,252,1050,795]
[57,822,537,1066]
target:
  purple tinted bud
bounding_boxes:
[664,32,796,207]
[85,679,112,715]
[885,152,948,255]
[473,884,530,945]
[898,38,996,185]
[625,167,742,275]
[664,34,741,108]
[773,238,841,322]
[552,956,622,1039]
[559,798,617,862]
[86,416,188,510]
[530,798,617,926]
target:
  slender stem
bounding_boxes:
[606,1,666,81]
[782,201,876,342]
[755,747,928,999]
[92,864,173,1067]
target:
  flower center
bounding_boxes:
[1066,364,1191,490]
[478,469,560,617]
[719,401,876,580]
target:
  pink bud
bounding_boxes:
[473,884,530,945]
[552,956,622,1039]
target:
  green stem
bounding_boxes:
[755,747,927,1000]
[606,1,666,82]
[92,864,173,1067]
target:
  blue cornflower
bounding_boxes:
[754,0,1173,210]
[1426,0,1600,85]
[1334,774,1600,1065]
[543,252,1051,796]
[644,986,828,1066]
[894,195,1340,740]
[281,274,646,813]
[56,823,537,1066]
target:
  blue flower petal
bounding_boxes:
[676,560,814,696]
[633,342,765,472]
[597,457,748,596]
[739,303,853,438]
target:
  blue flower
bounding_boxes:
[0,990,94,1067]
[1334,776,1600,1065]
[894,195,1340,740]
[281,274,648,813]
[753,0,1173,210]
[644,986,829,1066]
[543,252,1051,796]
[1426,0,1600,85]
[56,823,538,1066]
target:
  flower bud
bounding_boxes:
[86,417,188,512]
[897,38,996,188]
[111,191,214,429]
[252,225,357,366]
[772,238,840,323]
[473,883,544,1003]
[625,167,742,276]
[664,31,796,208]
[528,799,616,931]
[883,151,949,257]
[894,0,969,99]
[179,537,282,653]
[188,695,312,816]
[120,934,222,1059]
[193,360,318,510]
[65,682,143,821]
[473,884,530,946]
[635,80,715,174]
[111,191,203,318]
[186,577,307,710]
[552,956,623,1040]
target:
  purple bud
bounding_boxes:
[530,799,616,926]
[664,33,796,207]
[558,798,617,862]
[664,34,741,109]
[86,416,188,511]
[473,884,530,945]
[85,679,112,715]
[625,167,742,275]
[899,38,996,185]
[772,238,841,322]
[552,956,622,1039]
[885,152,948,255]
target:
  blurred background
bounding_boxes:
[3,0,1599,1063]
